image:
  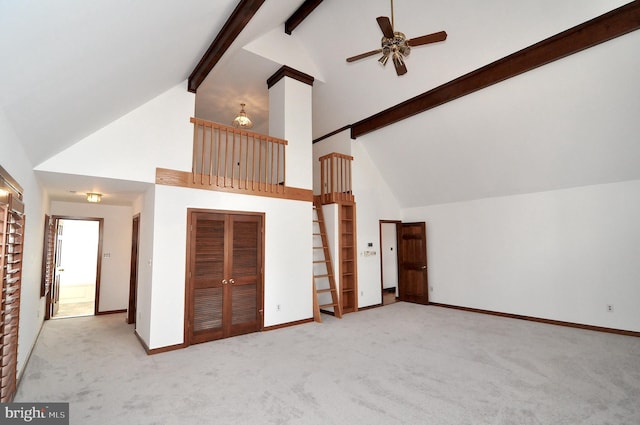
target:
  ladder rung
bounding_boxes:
[314,274,330,279]
[313,260,329,264]
[316,288,336,294]
[319,303,339,309]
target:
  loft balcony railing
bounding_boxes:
[190,117,287,194]
[319,152,354,204]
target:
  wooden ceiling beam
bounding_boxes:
[285,0,323,35]
[350,1,640,139]
[188,0,265,93]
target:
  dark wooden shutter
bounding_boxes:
[191,213,226,343]
[41,215,54,298]
[0,193,24,402]
[228,216,260,333]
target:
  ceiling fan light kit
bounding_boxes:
[346,1,447,76]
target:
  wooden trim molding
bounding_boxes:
[134,330,187,355]
[262,317,314,331]
[95,309,127,316]
[313,125,351,144]
[0,165,23,196]
[188,0,265,93]
[267,65,314,89]
[350,1,640,139]
[156,168,313,202]
[285,0,323,35]
[430,303,640,337]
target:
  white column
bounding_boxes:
[268,67,314,190]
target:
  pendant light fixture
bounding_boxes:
[232,103,253,129]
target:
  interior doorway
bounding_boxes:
[49,217,103,319]
[380,220,400,306]
[397,222,429,305]
[379,220,429,306]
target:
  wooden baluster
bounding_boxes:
[348,157,352,201]
[330,156,335,202]
[209,126,219,186]
[239,133,245,190]
[259,138,264,191]
[200,123,206,185]
[275,142,281,193]
[282,142,286,193]
[191,122,197,183]
[270,141,275,192]
[251,137,258,190]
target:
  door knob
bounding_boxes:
[421,265,427,269]
[229,279,235,285]
[222,279,228,285]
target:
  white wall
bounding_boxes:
[132,187,155,346]
[35,80,195,182]
[403,180,640,332]
[148,184,312,349]
[0,110,48,378]
[51,201,133,312]
[351,141,403,307]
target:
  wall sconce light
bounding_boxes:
[86,193,102,203]
[232,103,253,129]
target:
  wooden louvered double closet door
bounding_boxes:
[187,211,263,345]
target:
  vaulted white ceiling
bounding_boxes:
[2,0,639,207]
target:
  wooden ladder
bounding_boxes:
[312,200,342,322]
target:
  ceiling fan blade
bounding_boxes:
[376,16,395,38]
[346,49,383,63]
[408,31,447,46]
[392,54,407,76]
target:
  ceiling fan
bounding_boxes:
[346,0,447,76]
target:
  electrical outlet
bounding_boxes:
[607,304,614,312]
[276,304,281,311]
[429,286,434,292]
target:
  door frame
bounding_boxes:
[127,214,140,324]
[379,219,401,305]
[184,208,265,346]
[45,216,104,318]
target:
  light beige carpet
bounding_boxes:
[16,303,640,424]
[54,301,94,318]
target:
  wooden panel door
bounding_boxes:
[397,222,429,305]
[187,211,263,345]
